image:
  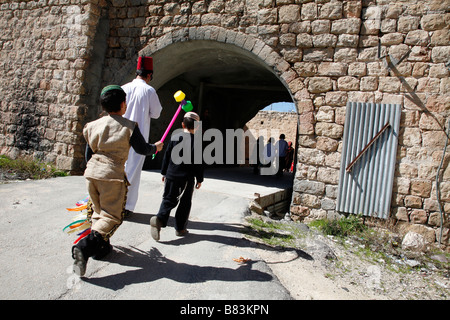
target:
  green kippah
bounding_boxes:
[101,85,124,97]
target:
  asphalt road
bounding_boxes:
[0,167,294,302]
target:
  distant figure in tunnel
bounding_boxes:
[122,56,163,217]
[285,141,294,173]
[276,134,289,177]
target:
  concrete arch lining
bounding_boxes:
[113,28,298,101]
[142,39,294,131]
[151,40,279,91]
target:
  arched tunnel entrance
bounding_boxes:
[117,39,298,215]
[151,40,292,130]
[136,40,295,174]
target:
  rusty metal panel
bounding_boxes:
[336,102,401,219]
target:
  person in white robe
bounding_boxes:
[122,56,162,216]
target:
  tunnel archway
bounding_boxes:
[115,34,299,180]
[154,40,292,131]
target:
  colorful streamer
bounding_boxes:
[76,196,89,206]
[64,196,91,244]
[63,219,88,232]
[66,204,87,211]
[74,228,91,245]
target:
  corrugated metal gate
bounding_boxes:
[336,102,401,219]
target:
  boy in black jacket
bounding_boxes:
[150,112,204,240]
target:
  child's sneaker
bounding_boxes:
[150,216,162,241]
[175,229,189,237]
[72,247,87,277]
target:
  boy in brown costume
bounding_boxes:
[72,85,163,277]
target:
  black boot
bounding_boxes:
[71,231,107,276]
[72,246,87,277]
[92,238,112,260]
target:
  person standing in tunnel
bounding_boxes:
[276,134,289,177]
[122,56,163,217]
[285,141,294,172]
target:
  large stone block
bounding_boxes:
[293,179,326,196]
[331,18,361,34]
[319,2,343,20]
[315,122,344,139]
[307,77,333,93]
[278,5,300,23]
[318,62,347,76]
[421,13,447,31]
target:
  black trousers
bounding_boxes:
[156,177,195,231]
[277,156,286,176]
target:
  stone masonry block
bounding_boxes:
[279,5,300,23]
[297,147,325,166]
[315,122,344,139]
[308,77,333,93]
[293,179,325,196]
[301,2,317,20]
[319,2,343,20]
[331,18,361,34]
[318,62,347,76]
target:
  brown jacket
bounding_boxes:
[83,114,136,182]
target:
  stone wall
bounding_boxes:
[287,0,450,249]
[0,0,107,172]
[245,110,298,148]
[0,0,449,247]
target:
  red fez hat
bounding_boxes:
[137,56,153,72]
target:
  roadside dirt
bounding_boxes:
[244,217,450,300]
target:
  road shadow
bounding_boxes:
[162,220,314,262]
[127,213,314,262]
[125,211,153,226]
[83,246,272,291]
[203,166,294,189]
[84,217,313,291]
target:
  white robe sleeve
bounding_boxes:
[148,88,162,119]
